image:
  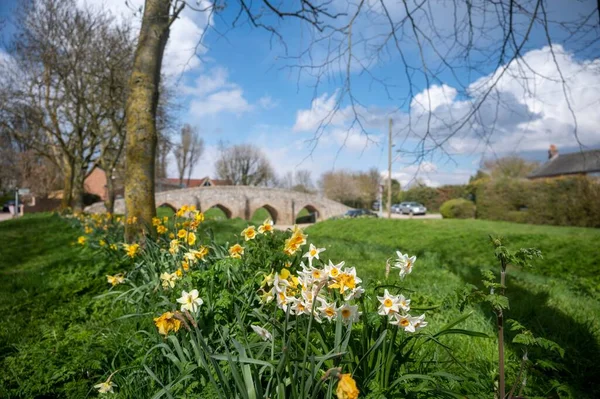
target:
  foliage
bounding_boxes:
[476,176,600,227]
[440,198,476,219]
[401,184,468,212]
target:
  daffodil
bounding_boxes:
[329,268,361,294]
[324,260,344,279]
[344,287,365,301]
[160,272,179,289]
[241,225,257,241]
[99,239,106,247]
[195,245,209,260]
[398,294,411,312]
[169,239,180,254]
[94,378,117,394]
[153,311,182,336]
[106,274,125,286]
[157,225,168,234]
[77,236,87,245]
[186,231,196,246]
[229,244,244,258]
[377,289,401,316]
[317,300,338,322]
[336,373,359,399]
[109,243,118,251]
[394,251,416,279]
[338,303,360,324]
[410,314,427,331]
[123,243,139,258]
[391,313,415,332]
[177,229,187,239]
[152,217,162,226]
[176,289,203,312]
[303,243,326,266]
[251,325,272,341]
[258,218,274,234]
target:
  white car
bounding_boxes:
[398,202,427,215]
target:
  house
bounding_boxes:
[84,167,110,201]
[527,145,600,179]
[162,177,232,188]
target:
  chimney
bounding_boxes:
[548,144,559,160]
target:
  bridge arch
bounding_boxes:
[295,204,320,223]
[157,203,177,217]
[250,204,279,224]
[203,203,232,220]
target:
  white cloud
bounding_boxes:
[293,92,348,132]
[189,89,252,117]
[183,67,235,97]
[258,95,279,110]
[411,84,458,112]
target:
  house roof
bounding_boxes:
[528,149,600,178]
[163,177,232,187]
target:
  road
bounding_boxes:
[0,213,14,222]
[274,213,442,231]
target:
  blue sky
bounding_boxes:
[2,0,600,187]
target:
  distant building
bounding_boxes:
[161,177,232,188]
[527,145,600,179]
[84,167,110,201]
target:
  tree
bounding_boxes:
[280,169,316,193]
[319,170,360,207]
[483,156,539,180]
[215,144,275,186]
[174,124,204,186]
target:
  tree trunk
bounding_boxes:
[61,160,74,209]
[124,0,172,241]
[71,165,85,213]
[105,172,116,214]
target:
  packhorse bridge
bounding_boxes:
[85,186,350,224]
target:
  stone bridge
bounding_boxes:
[85,186,350,224]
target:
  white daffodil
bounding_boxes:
[391,313,416,332]
[94,379,117,394]
[338,303,360,324]
[317,299,338,322]
[160,272,179,289]
[324,260,344,279]
[176,289,204,312]
[394,251,417,279]
[410,314,428,331]
[292,299,312,316]
[398,294,411,312]
[251,325,273,341]
[302,243,326,266]
[273,272,291,293]
[377,289,401,316]
[344,286,365,301]
[276,291,293,313]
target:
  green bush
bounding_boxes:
[476,176,600,227]
[402,184,468,211]
[440,198,476,219]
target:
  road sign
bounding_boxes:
[18,188,30,195]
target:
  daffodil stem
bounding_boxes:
[384,326,398,388]
[498,259,507,399]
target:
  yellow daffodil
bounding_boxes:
[126,216,137,225]
[177,229,187,239]
[77,236,87,245]
[187,231,196,246]
[152,217,162,227]
[163,216,169,224]
[193,211,205,222]
[94,378,117,394]
[157,225,168,234]
[169,239,180,254]
[169,233,175,239]
[229,244,244,258]
[106,273,125,286]
[336,373,359,399]
[153,311,182,336]
[182,260,190,271]
[195,245,209,260]
[258,218,274,234]
[123,243,139,258]
[109,243,118,251]
[241,226,257,241]
[160,272,179,289]
[84,226,93,234]
[99,239,106,247]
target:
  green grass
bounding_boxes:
[1,214,599,397]
[305,218,600,397]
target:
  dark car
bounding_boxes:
[344,209,378,218]
[2,200,15,213]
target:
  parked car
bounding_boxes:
[372,201,381,211]
[2,200,15,213]
[391,203,402,214]
[398,202,427,215]
[344,209,378,218]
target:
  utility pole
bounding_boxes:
[387,118,392,219]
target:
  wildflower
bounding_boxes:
[391,313,416,332]
[186,231,196,246]
[123,243,139,258]
[229,244,244,258]
[398,294,411,312]
[410,314,428,331]
[241,225,257,241]
[251,325,272,341]
[329,268,361,294]
[153,311,182,336]
[394,251,416,279]
[336,373,359,399]
[258,218,274,234]
[317,300,338,322]
[176,205,189,218]
[156,225,168,234]
[94,378,117,394]
[193,211,205,223]
[176,289,203,312]
[169,233,175,239]
[175,268,183,278]
[338,303,360,324]
[276,291,293,313]
[99,239,106,247]
[160,272,179,289]
[152,217,162,227]
[344,287,365,301]
[109,243,118,251]
[182,260,190,271]
[324,260,344,279]
[377,289,401,316]
[84,226,93,234]
[163,216,169,224]
[169,239,180,254]
[177,229,187,239]
[283,225,307,255]
[106,274,125,286]
[126,216,137,225]
[260,273,274,287]
[195,245,209,260]
[303,243,325,266]
[77,236,87,245]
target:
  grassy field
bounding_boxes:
[1,214,599,397]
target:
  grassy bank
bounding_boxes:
[1,214,598,397]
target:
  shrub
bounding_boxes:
[402,184,468,211]
[440,198,476,219]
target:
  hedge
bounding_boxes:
[475,176,600,228]
[402,184,468,211]
[440,198,476,219]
